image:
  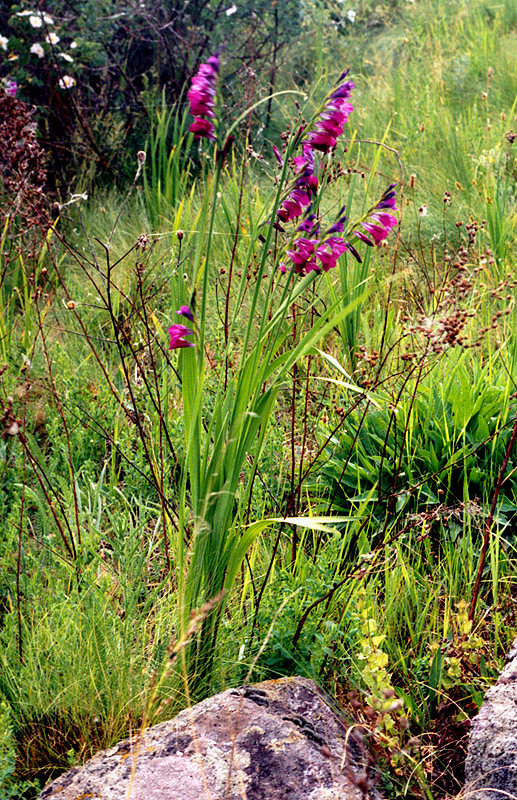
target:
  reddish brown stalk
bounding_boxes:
[135,269,173,578]
[290,303,298,567]
[16,448,26,663]
[36,299,82,549]
[224,140,248,389]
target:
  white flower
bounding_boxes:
[418,204,428,216]
[225,4,237,15]
[7,53,18,61]
[19,9,54,23]
[70,40,77,49]
[0,35,8,51]
[58,74,76,89]
[347,9,357,22]
[45,32,60,45]
[59,52,74,62]
[30,42,45,58]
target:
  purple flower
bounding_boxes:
[374,183,397,210]
[306,78,354,154]
[272,144,284,167]
[293,144,316,174]
[281,235,351,276]
[189,118,216,140]
[188,53,219,141]
[282,238,320,275]
[315,236,349,271]
[276,154,319,225]
[296,213,320,235]
[353,186,399,246]
[176,305,194,322]
[326,207,347,234]
[5,80,17,97]
[167,324,195,349]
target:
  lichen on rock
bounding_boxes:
[39,676,383,800]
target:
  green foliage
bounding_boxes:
[319,359,517,533]
[0,1,517,797]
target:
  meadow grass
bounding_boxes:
[1,0,516,797]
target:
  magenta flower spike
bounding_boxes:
[353,185,399,246]
[306,78,354,154]
[167,324,195,349]
[284,238,320,275]
[188,53,220,141]
[176,305,194,322]
[276,157,318,225]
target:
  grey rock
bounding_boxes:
[39,676,381,800]
[465,638,517,799]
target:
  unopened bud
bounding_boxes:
[137,151,146,164]
[176,230,184,240]
[409,173,416,188]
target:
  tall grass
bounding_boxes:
[0,1,516,798]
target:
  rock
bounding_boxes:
[39,676,381,800]
[465,638,517,799]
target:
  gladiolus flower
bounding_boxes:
[176,305,194,322]
[188,53,219,141]
[353,185,398,246]
[306,75,354,153]
[375,183,397,210]
[272,144,284,167]
[281,235,352,276]
[167,324,195,349]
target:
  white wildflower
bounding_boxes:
[347,9,356,22]
[59,52,74,62]
[0,35,8,50]
[30,42,45,58]
[70,40,77,49]
[42,13,54,24]
[16,10,33,16]
[45,32,60,44]
[225,4,237,15]
[29,14,43,27]
[58,74,76,89]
